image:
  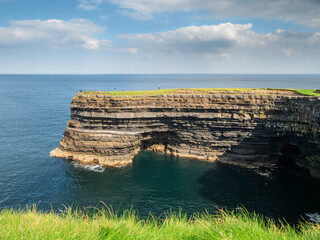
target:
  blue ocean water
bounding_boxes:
[0,74,320,223]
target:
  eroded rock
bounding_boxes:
[50,90,320,176]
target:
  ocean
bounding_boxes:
[0,74,320,223]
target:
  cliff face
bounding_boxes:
[50,90,320,174]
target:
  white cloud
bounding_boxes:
[121,23,268,55]
[87,0,320,28]
[282,48,294,56]
[126,47,138,54]
[120,23,320,59]
[78,0,103,10]
[0,19,111,50]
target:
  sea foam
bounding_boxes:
[71,162,105,173]
[306,213,320,223]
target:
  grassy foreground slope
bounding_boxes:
[80,88,320,96]
[1,208,319,240]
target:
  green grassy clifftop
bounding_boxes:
[79,88,320,96]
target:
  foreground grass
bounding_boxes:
[80,88,320,96]
[1,207,319,240]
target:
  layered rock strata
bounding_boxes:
[51,90,320,172]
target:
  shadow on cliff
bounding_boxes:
[213,124,319,173]
[196,124,320,224]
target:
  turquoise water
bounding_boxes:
[0,74,320,223]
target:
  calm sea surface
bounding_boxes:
[0,74,320,223]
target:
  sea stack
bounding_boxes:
[51,89,320,176]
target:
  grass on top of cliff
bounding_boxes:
[80,88,320,96]
[1,206,320,240]
[287,89,320,96]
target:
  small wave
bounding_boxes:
[256,171,272,178]
[306,213,320,223]
[251,168,272,179]
[71,162,105,173]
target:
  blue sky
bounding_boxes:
[0,0,319,73]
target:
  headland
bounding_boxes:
[50,88,320,177]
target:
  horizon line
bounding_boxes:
[0,73,320,75]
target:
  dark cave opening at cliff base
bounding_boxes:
[268,137,312,176]
[140,131,177,152]
[269,137,302,166]
[278,143,301,167]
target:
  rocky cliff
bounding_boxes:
[50,89,320,175]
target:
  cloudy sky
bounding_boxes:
[0,0,319,73]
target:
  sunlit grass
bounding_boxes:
[79,88,320,96]
[81,89,179,96]
[287,89,320,96]
[1,206,319,239]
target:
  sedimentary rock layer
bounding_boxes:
[51,89,320,170]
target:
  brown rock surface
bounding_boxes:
[50,90,320,174]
